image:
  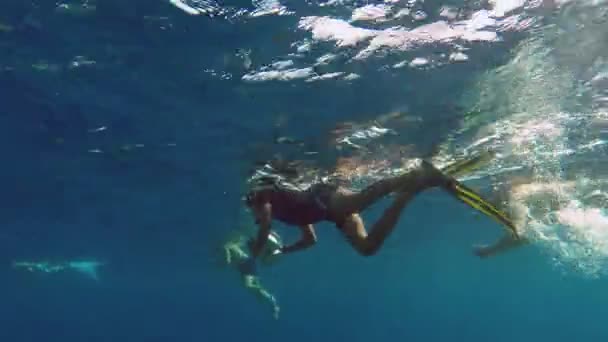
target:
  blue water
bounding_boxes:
[3,0,608,341]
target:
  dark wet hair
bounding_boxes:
[243,176,279,207]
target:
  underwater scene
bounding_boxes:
[2,0,608,341]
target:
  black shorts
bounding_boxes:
[307,182,342,224]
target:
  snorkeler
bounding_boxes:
[12,259,105,280]
[223,231,283,320]
[12,261,68,274]
[243,151,516,270]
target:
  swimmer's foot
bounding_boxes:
[394,159,453,194]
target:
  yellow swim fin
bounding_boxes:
[430,150,516,235]
[445,179,518,237]
[441,150,496,178]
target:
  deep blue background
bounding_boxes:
[2,0,608,341]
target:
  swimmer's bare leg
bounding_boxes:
[243,275,280,320]
[329,160,446,217]
[473,234,529,258]
[337,188,422,256]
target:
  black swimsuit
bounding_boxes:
[251,183,337,226]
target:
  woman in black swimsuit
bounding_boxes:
[243,159,453,270]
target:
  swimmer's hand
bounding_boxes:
[238,257,258,276]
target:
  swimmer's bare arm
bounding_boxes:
[251,202,272,258]
[281,224,317,254]
[474,234,529,258]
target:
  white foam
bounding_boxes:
[354,20,497,59]
[343,73,361,80]
[316,53,338,65]
[298,16,377,47]
[292,40,312,53]
[271,60,294,70]
[298,9,514,61]
[557,206,608,235]
[242,67,314,82]
[439,6,459,20]
[249,0,293,17]
[306,72,344,82]
[393,8,410,19]
[591,72,608,87]
[490,0,526,17]
[465,10,497,30]
[351,4,391,22]
[393,60,408,68]
[319,0,348,7]
[169,0,201,15]
[449,52,469,62]
[409,57,429,67]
